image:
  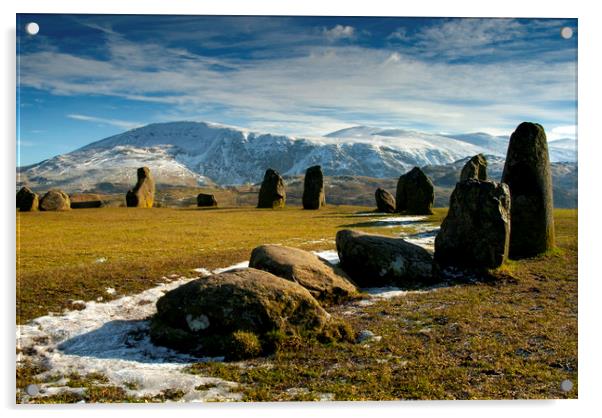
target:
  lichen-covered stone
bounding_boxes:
[434,179,511,271]
[395,167,434,215]
[126,167,155,208]
[460,154,488,182]
[257,168,286,208]
[336,229,433,287]
[249,244,357,304]
[501,122,555,257]
[39,190,70,211]
[150,268,338,358]
[374,188,396,213]
[302,165,325,210]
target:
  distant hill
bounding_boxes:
[17,121,576,194]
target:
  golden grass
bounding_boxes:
[17,205,434,323]
[187,209,578,400]
[16,206,577,401]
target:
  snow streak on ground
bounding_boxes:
[314,250,340,265]
[367,215,428,227]
[17,214,439,403]
[17,277,241,403]
[212,261,249,274]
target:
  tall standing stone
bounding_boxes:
[126,167,155,208]
[302,165,325,210]
[460,154,488,182]
[502,122,555,257]
[434,179,511,271]
[16,187,39,212]
[395,167,434,215]
[374,188,396,213]
[257,168,286,209]
[39,190,71,211]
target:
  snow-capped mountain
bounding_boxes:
[443,132,576,162]
[17,121,577,191]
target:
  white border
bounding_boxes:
[3,1,600,417]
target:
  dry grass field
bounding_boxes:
[16,206,577,401]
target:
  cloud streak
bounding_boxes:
[67,114,142,130]
[19,16,577,138]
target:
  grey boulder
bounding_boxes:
[249,244,357,304]
[374,188,396,213]
[336,229,433,287]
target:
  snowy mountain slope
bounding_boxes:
[444,132,576,163]
[17,121,577,192]
[18,145,213,191]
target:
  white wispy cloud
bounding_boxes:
[323,25,355,41]
[387,27,408,41]
[414,18,523,56]
[67,114,142,130]
[548,125,577,141]
[19,21,576,137]
[18,139,36,147]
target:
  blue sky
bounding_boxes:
[17,14,577,166]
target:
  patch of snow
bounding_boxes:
[401,228,439,251]
[313,250,340,265]
[212,261,249,274]
[191,267,212,277]
[364,287,419,299]
[105,287,116,295]
[356,330,381,344]
[94,257,107,264]
[305,238,334,245]
[371,215,428,225]
[16,276,241,403]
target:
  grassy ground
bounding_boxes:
[17,205,431,323]
[16,206,577,401]
[186,210,578,401]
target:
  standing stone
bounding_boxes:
[39,190,71,211]
[257,168,286,209]
[460,154,488,182]
[502,122,555,257]
[434,180,511,271]
[126,167,155,208]
[197,193,218,207]
[374,188,396,213]
[302,165,325,210]
[395,167,434,215]
[16,187,38,212]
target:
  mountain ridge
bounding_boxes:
[17,121,577,192]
